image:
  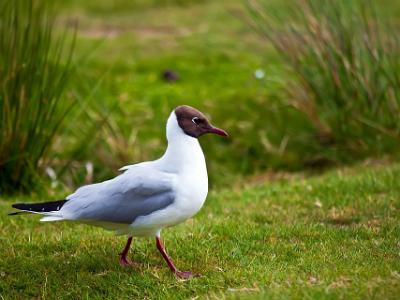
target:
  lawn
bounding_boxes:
[1,161,399,299]
[1,0,400,299]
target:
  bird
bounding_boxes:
[10,105,228,279]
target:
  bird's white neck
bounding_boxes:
[158,111,206,173]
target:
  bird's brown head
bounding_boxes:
[174,105,228,138]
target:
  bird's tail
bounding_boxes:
[9,200,68,222]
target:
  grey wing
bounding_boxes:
[61,166,175,224]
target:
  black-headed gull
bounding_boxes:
[11,105,228,279]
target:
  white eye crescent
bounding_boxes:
[192,117,199,125]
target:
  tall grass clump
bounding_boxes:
[248,0,400,165]
[0,0,76,193]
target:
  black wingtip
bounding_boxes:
[12,203,25,209]
[10,203,31,216]
[10,200,68,215]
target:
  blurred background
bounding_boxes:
[1,0,399,194]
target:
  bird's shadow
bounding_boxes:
[5,240,173,283]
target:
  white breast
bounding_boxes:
[173,156,209,221]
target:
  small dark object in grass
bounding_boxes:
[162,70,180,82]
[316,131,335,146]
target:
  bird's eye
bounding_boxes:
[192,117,200,125]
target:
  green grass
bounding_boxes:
[53,0,277,187]
[48,0,400,189]
[1,1,399,298]
[0,0,76,193]
[1,162,399,299]
[248,0,400,165]
[3,0,399,189]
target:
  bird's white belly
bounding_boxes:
[128,172,208,237]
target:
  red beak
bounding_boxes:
[208,126,229,137]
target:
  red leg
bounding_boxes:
[156,236,197,279]
[119,237,134,267]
